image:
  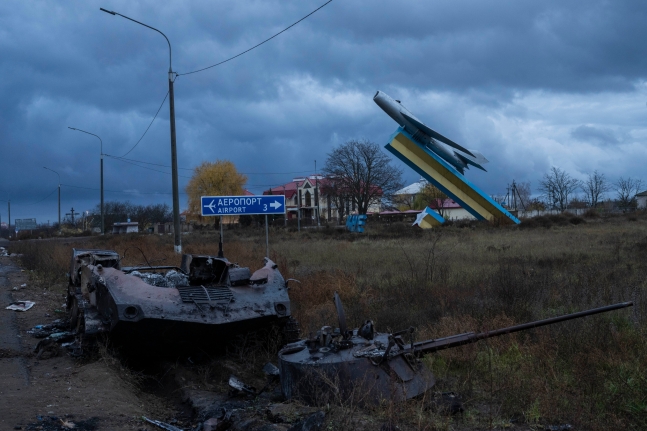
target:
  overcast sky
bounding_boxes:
[1,0,646,224]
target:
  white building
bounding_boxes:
[637,190,647,209]
[112,222,139,234]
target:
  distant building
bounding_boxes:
[112,222,139,234]
[637,190,647,209]
[428,198,475,221]
[393,178,475,220]
[264,175,327,221]
[393,178,428,209]
[263,175,381,222]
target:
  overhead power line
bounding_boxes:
[120,91,169,158]
[22,187,59,206]
[105,154,313,175]
[61,183,187,196]
[177,0,333,76]
[111,1,332,163]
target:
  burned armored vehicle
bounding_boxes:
[67,248,296,351]
[278,293,633,404]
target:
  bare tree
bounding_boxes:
[323,139,404,215]
[320,176,352,224]
[415,184,448,217]
[538,167,581,211]
[583,170,610,208]
[392,193,416,211]
[615,177,643,210]
[515,181,531,210]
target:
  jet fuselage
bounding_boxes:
[373,91,471,174]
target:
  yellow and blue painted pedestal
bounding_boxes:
[385,127,520,226]
[412,207,446,228]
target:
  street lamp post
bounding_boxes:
[68,127,104,234]
[100,7,182,254]
[43,167,61,231]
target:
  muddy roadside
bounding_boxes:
[0,246,333,431]
[0,253,171,430]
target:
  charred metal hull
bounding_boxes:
[67,249,294,353]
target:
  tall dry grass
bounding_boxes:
[8,212,647,429]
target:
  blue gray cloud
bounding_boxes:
[1,0,647,222]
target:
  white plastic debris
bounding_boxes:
[6,301,35,311]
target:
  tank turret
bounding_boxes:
[278,292,632,404]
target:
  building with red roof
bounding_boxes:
[263,174,382,223]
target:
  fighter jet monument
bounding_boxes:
[374,91,519,225]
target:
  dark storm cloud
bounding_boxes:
[1,0,647,222]
[571,125,622,146]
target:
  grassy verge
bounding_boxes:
[8,212,647,429]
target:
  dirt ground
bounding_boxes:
[0,250,328,431]
[0,254,174,431]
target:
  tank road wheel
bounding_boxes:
[68,294,81,331]
[66,294,87,356]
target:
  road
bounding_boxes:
[0,252,158,430]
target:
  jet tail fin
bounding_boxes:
[455,150,489,172]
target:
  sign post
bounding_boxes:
[265,215,269,258]
[201,195,286,258]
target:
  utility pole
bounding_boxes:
[68,128,103,234]
[283,185,287,227]
[314,160,320,227]
[101,7,182,254]
[298,187,301,232]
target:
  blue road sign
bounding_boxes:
[201,195,286,216]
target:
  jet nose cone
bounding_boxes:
[373,90,381,100]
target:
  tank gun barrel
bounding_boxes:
[405,301,633,356]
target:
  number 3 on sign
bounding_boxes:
[264,204,267,211]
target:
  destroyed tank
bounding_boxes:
[278,292,633,404]
[67,246,298,352]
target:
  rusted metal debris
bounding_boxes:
[66,247,297,353]
[278,292,633,404]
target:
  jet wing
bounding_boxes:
[401,112,475,157]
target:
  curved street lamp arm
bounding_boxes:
[100,8,172,72]
[43,166,61,184]
[68,127,103,155]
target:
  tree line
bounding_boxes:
[521,167,643,212]
[87,201,173,230]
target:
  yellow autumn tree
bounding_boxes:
[185,160,247,221]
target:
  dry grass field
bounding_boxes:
[10,211,647,430]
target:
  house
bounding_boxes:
[112,221,139,234]
[393,178,475,220]
[637,190,647,209]
[427,198,475,221]
[263,175,382,223]
[264,175,327,222]
[393,178,429,209]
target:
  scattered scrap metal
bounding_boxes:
[6,300,35,311]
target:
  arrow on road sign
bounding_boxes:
[270,200,282,210]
